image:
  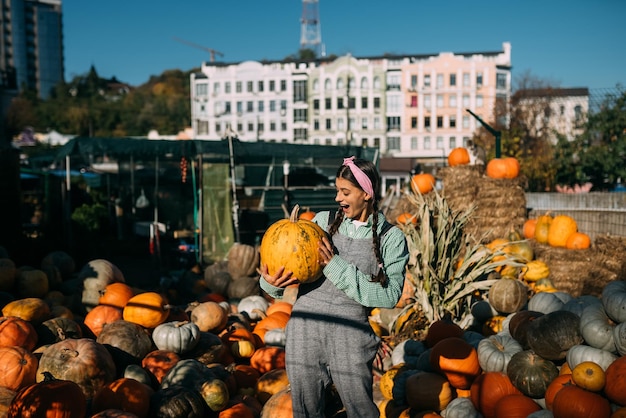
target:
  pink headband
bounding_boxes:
[343,156,375,198]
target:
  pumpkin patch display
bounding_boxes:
[259,204,326,284]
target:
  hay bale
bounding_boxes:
[531,236,626,297]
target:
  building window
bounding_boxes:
[373,76,381,89]
[280,80,287,91]
[312,78,319,92]
[373,117,381,130]
[325,138,332,145]
[437,116,443,128]
[449,136,456,148]
[195,83,208,96]
[411,136,418,150]
[360,77,368,89]
[337,78,344,90]
[410,95,418,107]
[215,122,221,133]
[374,97,381,109]
[269,100,276,112]
[361,117,368,129]
[313,119,319,130]
[325,78,332,91]
[476,95,484,107]
[225,82,231,93]
[424,136,431,150]
[337,118,344,131]
[574,105,583,121]
[248,122,254,132]
[449,94,457,107]
[373,137,380,148]
[387,116,401,131]
[224,102,231,114]
[361,97,368,109]
[463,94,470,107]
[348,97,356,109]
[236,82,242,93]
[270,122,276,131]
[348,77,356,90]
[411,117,418,129]
[463,73,470,87]
[348,117,355,130]
[437,74,444,88]
[387,137,400,151]
[361,137,368,147]
[337,98,344,109]
[325,118,332,129]
[247,81,253,92]
[476,73,483,87]
[325,98,332,109]
[424,74,431,87]
[213,82,220,94]
[313,99,320,110]
[436,136,444,149]
[237,123,243,132]
[294,80,307,102]
[294,109,307,122]
[450,115,456,128]
[388,96,400,112]
[197,120,209,135]
[281,122,287,131]
[236,101,243,114]
[424,116,431,129]
[463,116,470,128]
[258,101,264,112]
[424,94,431,108]
[496,73,507,89]
[269,80,275,91]
[410,75,418,89]
[294,128,307,140]
[450,73,456,86]
[436,95,444,108]
[247,101,253,112]
[258,122,264,133]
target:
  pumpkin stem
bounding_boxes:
[251,308,267,320]
[289,204,301,222]
[42,371,56,382]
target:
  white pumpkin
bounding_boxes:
[442,396,481,418]
[602,280,626,323]
[477,333,523,373]
[579,303,617,352]
[237,295,269,321]
[566,344,618,371]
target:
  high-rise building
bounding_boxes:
[0,0,64,100]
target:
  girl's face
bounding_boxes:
[335,177,372,222]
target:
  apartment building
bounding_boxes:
[190,42,512,183]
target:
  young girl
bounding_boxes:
[260,156,409,417]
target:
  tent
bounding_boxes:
[53,136,378,264]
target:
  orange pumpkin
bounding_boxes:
[566,232,591,250]
[486,157,520,179]
[91,377,152,418]
[493,394,540,418]
[604,355,626,405]
[522,219,537,239]
[141,349,180,384]
[259,386,292,418]
[429,337,481,389]
[98,282,135,309]
[250,346,286,375]
[448,147,471,166]
[122,292,169,328]
[256,368,290,405]
[298,210,316,221]
[0,316,38,351]
[410,173,436,195]
[232,364,261,394]
[1,297,51,324]
[259,204,326,284]
[551,384,611,418]
[544,373,573,411]
[470,371,522,418]
[547,215,578,247]
[0,346,38,391]
[266,301,293,317]
[396,212,418,226]
[83,304,123,337]
[8,372,87,417]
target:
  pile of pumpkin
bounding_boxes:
[0,247,299,418]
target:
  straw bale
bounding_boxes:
[531,238,626,297]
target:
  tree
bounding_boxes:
[576,89,626,191]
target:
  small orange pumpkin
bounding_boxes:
[396,212,418,226]
[83,304,124,337]
[250,346,286,375]
[522,219,537,239]
[0,316,38,351]
[0,346,38,391]
[141,349,180,384]
[565,232,591,250]
[534,213,553,244]
[298,210,316,221]
[571,361,605,392]
[448,147,471,166]
[410,173,436,195]
[547,215,578,247]
[486,157,520,179]
[98,282,135,309]
[122,292,169,328]
[91,377,152,418]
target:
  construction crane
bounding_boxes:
[173,37,224,63]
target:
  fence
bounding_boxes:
[526,192,626,239]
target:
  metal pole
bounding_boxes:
[227,131,241,243]
[466,108,501,158]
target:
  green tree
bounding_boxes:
[576,89,626,191]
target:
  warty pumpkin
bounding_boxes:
[523,260,550,282]
[259,204,326,284]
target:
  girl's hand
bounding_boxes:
[318,236,334,267]
[259,264,299,288]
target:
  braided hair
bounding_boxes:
[328,158,388,287]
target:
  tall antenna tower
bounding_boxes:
[300,0,324,57]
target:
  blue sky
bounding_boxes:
[63,0,625,91]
